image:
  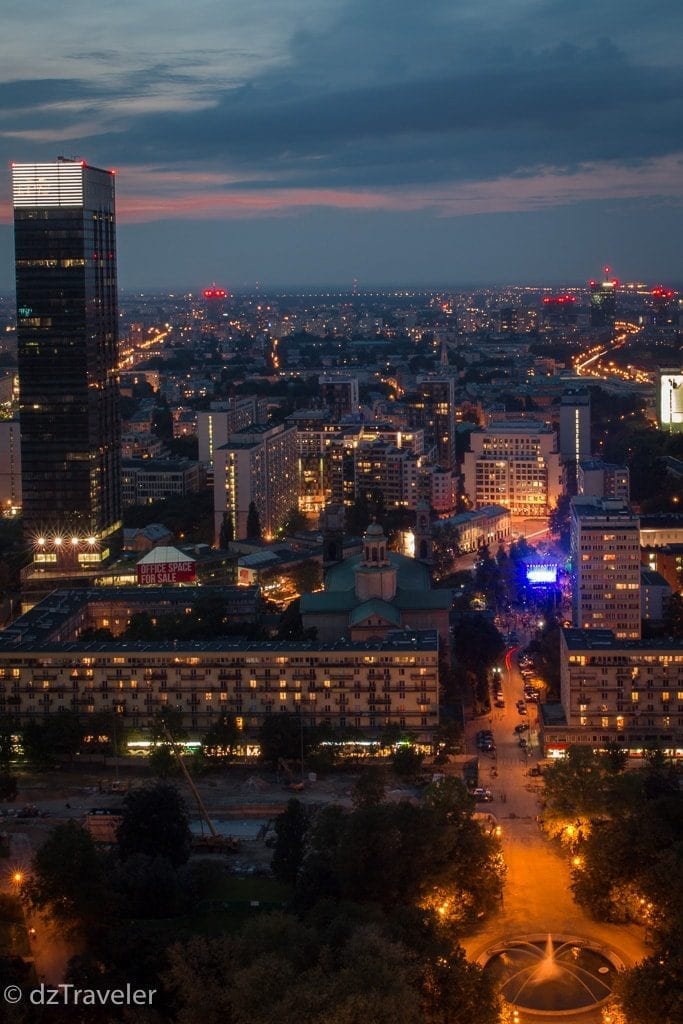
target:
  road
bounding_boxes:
[462,649,646,1023]
[4,832,78,985]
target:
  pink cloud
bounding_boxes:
[115,154,683,222]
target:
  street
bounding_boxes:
[462,647,646,1023]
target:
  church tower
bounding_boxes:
[414,500,432,565]
[354,521,397,602]
[320,504,345,567]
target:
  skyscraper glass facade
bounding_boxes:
[13,160,121,563]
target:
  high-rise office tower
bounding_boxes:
[12,159,121,567]
[589,271,618,328]
[559,389,591,464]
[417,375,457,472]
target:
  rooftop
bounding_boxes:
[0,625,438,657]
[562,627,683,652]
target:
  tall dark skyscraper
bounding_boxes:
[589,271,617,328]
[12,159,121,568]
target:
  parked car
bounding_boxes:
[514,723,529,733]
[518,737,528,748]
[517,705,528,716]
[494,699,506,709]
[473,787,493,802]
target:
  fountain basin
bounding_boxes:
[481,934,623,1015]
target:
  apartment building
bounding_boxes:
[0,589,439,739]
[213,423,298,540]
[570,497,641,639]
[541,628,683,758]
[462,420,562,515]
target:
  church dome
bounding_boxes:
[365,520,385,538]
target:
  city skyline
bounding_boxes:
[0,1,683,289]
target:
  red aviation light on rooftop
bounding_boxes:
[202,286,228,299]
[652,285,675,300]
[543,293,576,305]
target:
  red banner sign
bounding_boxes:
[137,560,196,585]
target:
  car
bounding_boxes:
[494,699,506,709]
[481,742,496,753]
[476,729,493,741]
[518,737,528,748]
[514,723,529,733]
[472,787,493,802]
[518,705,528,716]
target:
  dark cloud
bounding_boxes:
[87,37,683,191]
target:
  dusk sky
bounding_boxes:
[1,0,683,291]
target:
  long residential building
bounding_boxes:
[540,628,683,759]
[0,589,439,738]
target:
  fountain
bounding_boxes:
[482,934,621,1014]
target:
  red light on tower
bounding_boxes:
[202,285,229,300]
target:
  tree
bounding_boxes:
[165,915,426,1024]
[218,511,234,548]
[148,744,179,778]
[246,501,262,541]
[258,712,304,765]
[271,799,310,885]
[279,506,306,537]
[618,928,683,1024]
[21,710,84,766]
[549,493,572,550]
[151,395,173,441]
[0,715,16,772]
[23,821,110,930]
[0,773,17,801]
[202,714,239,759]
[290,559,322,596]
[351,769,387,810]
[112,853,187,919]
[151,706,186,743]
[117,783,191,867]
[391,745,424,781]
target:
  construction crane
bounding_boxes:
[278,757,305,792]
[162,727,238,852]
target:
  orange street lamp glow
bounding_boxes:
[12,871,23,885]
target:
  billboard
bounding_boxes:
[238,566,258,586]
[525,563,559,585]
[137,559,196,585]
[659,371,683,432]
